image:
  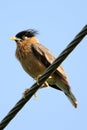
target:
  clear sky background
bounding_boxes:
[0,0,87,130]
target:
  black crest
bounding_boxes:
[16,29,38,39]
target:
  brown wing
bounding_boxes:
[31,43,69,88]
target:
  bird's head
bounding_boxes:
[10,29,38,45]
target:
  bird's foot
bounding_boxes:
[35,75,52,88]
[40,81,49,89]
[41,76,52,88]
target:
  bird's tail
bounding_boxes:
[65,90,78,108]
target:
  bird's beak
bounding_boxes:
[10,36,21,41]
[10,36,17,41]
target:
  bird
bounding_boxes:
[10,29,78,108]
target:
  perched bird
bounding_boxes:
[10,29,78,108]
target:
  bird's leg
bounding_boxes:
[31,75,42,98]
[35,75,42,85]
[22,75,52,98]
[35,74,52,85]
[40,81,49,88]
[40,76,52,88]
[33,93,38,98]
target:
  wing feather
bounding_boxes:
[31,43,69,86]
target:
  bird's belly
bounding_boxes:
[21,53,46,79]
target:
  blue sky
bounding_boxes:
[0,0,87,130]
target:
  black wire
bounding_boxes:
[0,25,87,130]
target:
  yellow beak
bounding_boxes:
[10,36,17,41]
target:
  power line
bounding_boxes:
[0,25,87,130]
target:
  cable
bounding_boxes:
[0,25,87,130]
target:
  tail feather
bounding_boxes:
[48,77,78,108]
[65,90,78,108]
